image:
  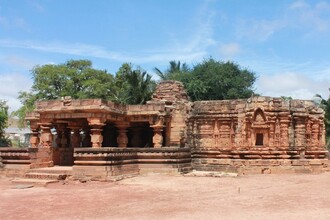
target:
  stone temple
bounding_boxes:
[0,81,328,180]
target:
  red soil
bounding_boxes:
[1,172,330,220]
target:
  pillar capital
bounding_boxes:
[87,117,106,127]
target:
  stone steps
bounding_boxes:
[25,172,66,180]
[12,178,59,186]
[11,166,72,186]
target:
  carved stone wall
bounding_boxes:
[18,80,328,176]
[189,96,328,173]
[149,80,191,147]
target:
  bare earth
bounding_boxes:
[1,172,330,220]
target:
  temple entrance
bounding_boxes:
[255,133,264,146]
[127,122,153,147]
[53,147,74,166]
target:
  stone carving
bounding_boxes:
[20,80,327,174]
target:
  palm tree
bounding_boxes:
[154,60,190,81]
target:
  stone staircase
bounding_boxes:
[12,166,73,186]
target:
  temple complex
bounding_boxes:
[0,80,328,181]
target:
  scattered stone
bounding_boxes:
[13,184,34,189]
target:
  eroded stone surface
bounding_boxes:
[0,81,328,179]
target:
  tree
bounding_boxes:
[316,90,330,149]
[30,59,115,100]
[113,63,156,104]
[14,60,115,126]
[154,60,190,80]
[14,60,156,126]
[187,59,256,101]
[0,100,10,147]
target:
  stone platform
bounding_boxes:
[73,147,192,181]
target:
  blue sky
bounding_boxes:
[1,0,330,111]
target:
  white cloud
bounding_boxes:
[256,71,330,100]
[237,19,286,41]
[0,72,33,112]
[0,1,217,65]
[3,56,36,70]
[237,0,330,41]
[219,43,241,59]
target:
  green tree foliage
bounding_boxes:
[154,60,190,80]
[31,59,114,100]
[188,59,256,101]
[316,90,330,149]
[0,100,10,147]
[155,58,256,101]
[113,63,156,104]
[13,60,115,127]
[14,60,156,126]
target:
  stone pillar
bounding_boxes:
[90,128,103,148]
[29,122,39,148]
[280,117,290,147]
[55,124,66,148]
[152,126,163,148]
[311,121,319,148]
[61,127,70,148]
[116,122,129,148]
[88,118,105,148]
[70,127,81,148]
[294,117,306,147]
[40,123,53,147]
[82,128,91,147]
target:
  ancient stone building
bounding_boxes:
[189,97,327,174]
[0,80,328,180]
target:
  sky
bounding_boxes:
[1,0,330,112]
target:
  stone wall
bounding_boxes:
[149,80,191,147]
[73,147,192,181]
[188,96,328,173]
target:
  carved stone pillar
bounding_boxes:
[61,127,70,148]
[70,127,81,148]
[280,117,290,147]
[152,117,164,148]
[82,128,91,147]
[311,121,319,147]
[116,122,129,148]
[29,121,39,148]
[294,117,306,147]
[90,128,103,148]
[55,124,66,148]
[88,118,105,148]
[152,126,163,148]
[40,123,53,147]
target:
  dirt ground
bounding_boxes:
[1,172,330,220]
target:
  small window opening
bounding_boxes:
[256,133,264,146]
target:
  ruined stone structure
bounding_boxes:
[0,80,328,180]
[189,97,327,174]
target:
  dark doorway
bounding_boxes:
[102,124,118,147]
[256,133,264,146]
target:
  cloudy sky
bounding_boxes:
[1,0,330,111]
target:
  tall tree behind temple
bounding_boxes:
[114,63,156,105]
[316,90,330,149]
[14,60,115,127]
[154,58,256,101]
[189,59,256,101]
[154,60,190,81]
[13,60,156,126]
[0,100,10,146]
